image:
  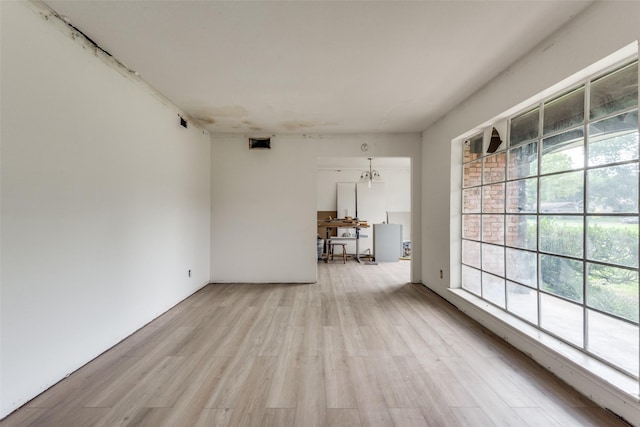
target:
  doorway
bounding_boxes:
[316,157,412,277]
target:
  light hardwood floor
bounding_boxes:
[2,261,629,426]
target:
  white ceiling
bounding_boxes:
[44,0,593,135]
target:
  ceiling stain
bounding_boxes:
[203,105,249,118]
[191,106,249,129]
[280,121,337,131]
[248,126,263,131]
[193,115,216,125]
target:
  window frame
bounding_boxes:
[460,59,639,378]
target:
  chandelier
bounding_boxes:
[359,157,382,188]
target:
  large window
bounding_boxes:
[461,60,639,377]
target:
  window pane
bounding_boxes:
[482,214,504,244]
[462,240,481,269]
[510,108,539,146]
[540,254,584,303]
[482,272,505,308]
[506,215,537,250]
[587,310,639,377]
[486,125,506,153]
[462,265,481,295]
[483,152,506,184]
[482,183,505,213]
[506,248,537,288]
[507,281,538,324]
[539,215,583,258]
[541,128,584,174]
[588,110,638,167]
[587,262,638,323]
[543,87,585,135]
[463,214,481,241]
[463,160,482,188]
[506,178,537,213]
[540,293,584,346]
[540,171,583,213]
[482,243,504,277]
[463,187,481,213]
[590,61,638,120]
[587,163,638,213]
[464,133,483,163]
[507,141,538,179]
[586,216,638,268]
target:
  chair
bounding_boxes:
[328,242,348,264]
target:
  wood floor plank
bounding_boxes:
[394,324,439,360]
[336,300,368,357]
[1,261,628,427]
[301,305,323,356]
[91,356,185,427]
[320,286,340,327]
[265,328,303,408]
[394,355,464,426]
[157,356,232,427]
[144,345,219,408]
[365,356,416,408]
[123,407,174,427]
[0,407,48,427]
[359,325,391,358]
[289,289,310,327]
[294,356,326,427]
[388,407,429,427]
[326,408,363,427]
[258,306,293,356]
[346,356,394,427]
[84,353,181,409]
[25,350,141,410]
[453,407,496,427]
[415,356,478,408]
[193,408,233,427]
[484,350,605,421]
[259,408,296,427]
[276,284,299,307]
[24,407,111,427]
[440,356,528,427]
[514,407,564,427]
[225,356,278,426]
[323,327,358,409]
[469,356,539,409]
[203,355,256,409]
[369,314,412,357]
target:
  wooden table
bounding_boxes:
[317,220,369,263]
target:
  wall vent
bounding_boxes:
[249,137,271,150]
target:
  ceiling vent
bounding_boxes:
[249,137,271,150]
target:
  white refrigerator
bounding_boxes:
[373,224,403,262]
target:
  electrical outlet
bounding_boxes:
[439,269,443,279]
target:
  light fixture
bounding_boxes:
[360,157,382,188]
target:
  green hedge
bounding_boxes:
[537,218,638,322]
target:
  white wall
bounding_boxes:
[0,2,211,418]
[210,135,317,283]
[211,133,421,283]
[421,0,639,422]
